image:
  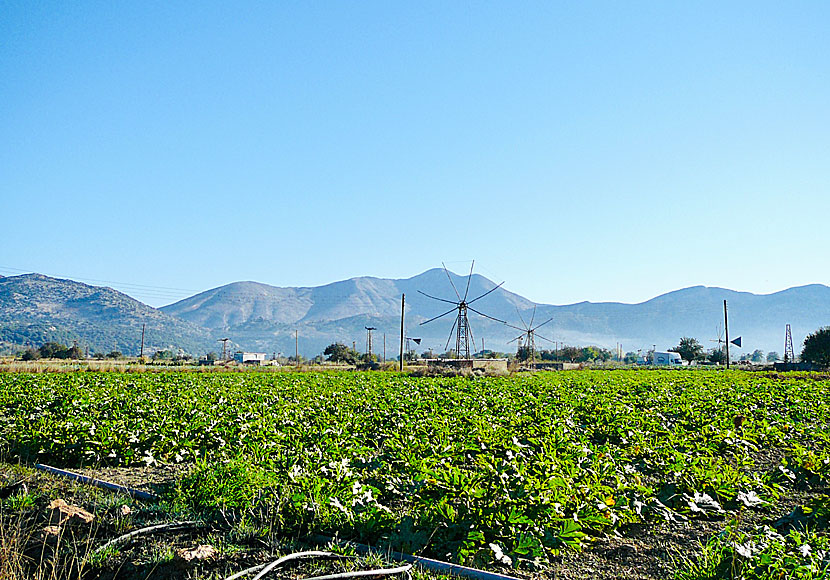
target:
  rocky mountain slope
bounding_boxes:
[0,274,214,355]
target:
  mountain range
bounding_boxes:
[2,270,829,358]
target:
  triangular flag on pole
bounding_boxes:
[730,336,742,348]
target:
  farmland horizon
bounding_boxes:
[3,268,827,358]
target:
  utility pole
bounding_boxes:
[295,329,299,367]
[724,300,730,370]
[383,333,386,363]
[140,323,145,359]
[400,293,405,371]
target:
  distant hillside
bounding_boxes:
[4,270,829,359]
[528,284,830,356]
[162,270,830,358]
[0,274,214,355]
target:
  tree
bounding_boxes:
[516,345,532,362]
[66,344,84,360]
[750,349,765,363]
[801,327,830,367]
[20,348,40,361]
[767,351,780,363]
[669,337,705,364]
[623,351,638,364]
[708,347,726,364]
[39,342,67,358]
[323,343,357,364]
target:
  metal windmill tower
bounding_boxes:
[507,306,555,364]
[784,324,795,363]
[365,326,376,360]
[710,325,725,352]
[419,261,506,359]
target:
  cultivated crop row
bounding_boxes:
[1,370,828,568]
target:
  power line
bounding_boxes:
[0,265,199,300]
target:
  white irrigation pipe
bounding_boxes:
[92,521,204,555]
[315,536,522,580]
[34,463,159,501]
[251,551,346,580]
[300,564,413,580]
[224,550,349,580]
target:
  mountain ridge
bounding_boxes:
[0,273,214,355]
[2,271,829,358]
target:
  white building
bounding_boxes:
[234,352,267,365]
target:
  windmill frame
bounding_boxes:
[418,261,507,359]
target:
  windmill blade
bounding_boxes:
[445,317,458,352]
[467,281,505,305]
[420,306,457,326]
[467,306,508,325]
[462,260,475,301]
[535,333,555,344]
[504,321,526,332]
[417,289,458,305]
[507,335,523,344]
[515,307,528,330]
[533,316,555,331]
[528,305,537,329]
[442,262,462,301]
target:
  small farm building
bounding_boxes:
[234,352,267,365]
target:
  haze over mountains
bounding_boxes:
[2,270,829,358]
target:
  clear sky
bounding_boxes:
[2,2,828,308]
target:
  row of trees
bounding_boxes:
[20,342,84,361]
[321,342,616,364]
[667,336,783,365]
[666,329,830,367]
[17,328,830,368]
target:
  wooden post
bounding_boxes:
[400,294,405,371]
[295,329,299,367]
[724,300,729,370]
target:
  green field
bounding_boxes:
[2,370,829,577]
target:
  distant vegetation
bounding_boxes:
[19,341,84,361]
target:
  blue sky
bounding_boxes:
[2,2,828,308]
